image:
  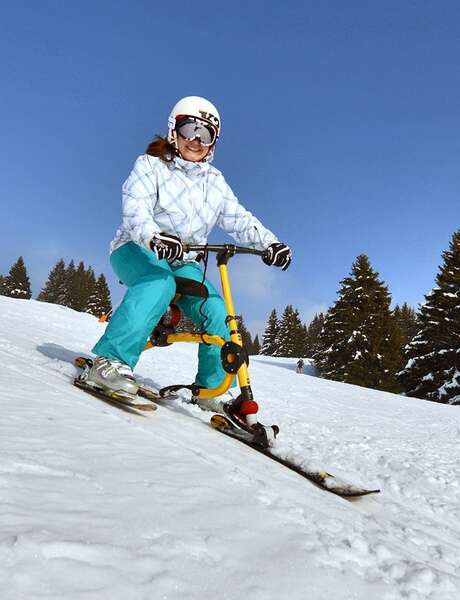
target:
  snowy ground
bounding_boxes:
[1,296,460,599]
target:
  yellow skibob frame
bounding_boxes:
[144,244,263,400]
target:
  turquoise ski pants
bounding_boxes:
[92,242,231,389]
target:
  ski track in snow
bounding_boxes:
[1,296,460,599]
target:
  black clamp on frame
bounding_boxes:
[150,323,174,347]
[225,314,242,336]
[225,315,241,325]
[221,341,249,374]
[216,245,237,266]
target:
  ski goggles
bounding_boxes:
[175,117,217,147]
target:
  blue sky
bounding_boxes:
[1,1,459,336]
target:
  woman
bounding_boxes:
[87,96,291,411]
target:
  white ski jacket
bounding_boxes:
[110,154,278,260]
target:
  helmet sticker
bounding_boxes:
[199,110,219,129]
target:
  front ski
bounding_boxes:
[210,415,380,498]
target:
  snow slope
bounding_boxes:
[1,296,460,600]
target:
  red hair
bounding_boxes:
[145,135,176,163]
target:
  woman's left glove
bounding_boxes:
[262,242,292,271]
[150,232,184,261]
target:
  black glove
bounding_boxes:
[150,232,184,261]
[262,242,292,271]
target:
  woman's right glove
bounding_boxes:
[262,242,292,271]
[150,232,184,261]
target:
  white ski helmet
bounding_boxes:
[167,96,221,153]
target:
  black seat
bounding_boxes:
[174,276,209,298]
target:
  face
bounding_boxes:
[177,134,211,162]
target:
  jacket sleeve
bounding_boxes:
[216,176,279,249]
[120,155,161,249]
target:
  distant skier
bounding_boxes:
[85,96,292,412]
[296,359,304,374]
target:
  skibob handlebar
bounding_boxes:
[183,243,266,259]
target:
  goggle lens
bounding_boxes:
[176,117,216,147]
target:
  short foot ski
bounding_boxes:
[73,378,157,411]
[210,415,380,498]
[74,356,176,403]
[74,356,157,412]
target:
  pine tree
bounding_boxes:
[1,257,32,299]
[64,260,77,309]
[63,261,91,311]
[84,268,98,315]
[0,272,11,297]
[304,313,325,357]
[301,324,308,355]
[315,255,403,392]
[392,303,418,348]
[94,273,113,317]
[398,230,460,404]
[37,259,68,304]
[277,305,305,357]
[292,309,307,358]
[73,262,89,312]
[260,309,280,356]
[238,315,254,354]
[252,334,261,355]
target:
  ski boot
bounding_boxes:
[82,356,139,400]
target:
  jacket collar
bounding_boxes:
[173,156,211,177]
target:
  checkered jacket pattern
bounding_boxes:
[110,155,278,260]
